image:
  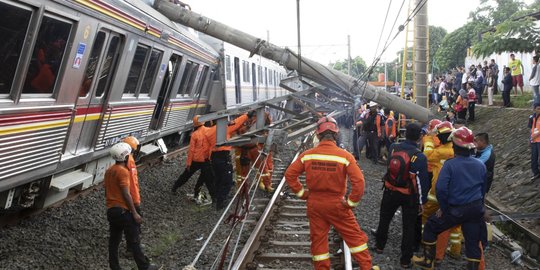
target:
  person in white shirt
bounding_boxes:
[530,55,540,105]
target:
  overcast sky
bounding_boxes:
[186,0,533,65]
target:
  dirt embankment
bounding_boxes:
[461,106,540,232]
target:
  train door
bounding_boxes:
[234,57,241,104]
[251,63,257,101]
[150,53,182,130]
[65,30,122,155]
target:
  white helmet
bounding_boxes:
[110,142,132,162]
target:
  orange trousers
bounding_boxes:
[236,146,273,189]
[307,197,372,270]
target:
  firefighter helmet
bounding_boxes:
[110,142,132,162]
[123,136,139,151]
[449,127,476,149]
[435,121,453,134]
[316,116,339,134]
[193,115,204,127]
[428,119,442,131]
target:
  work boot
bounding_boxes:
[412,242,436,270]
[258,180,266,191]
[466,260,480,270]
[371,266,380,270]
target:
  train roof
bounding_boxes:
[70,0,219,61]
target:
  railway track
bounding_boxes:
[211,135,354,270]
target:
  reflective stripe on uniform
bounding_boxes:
[300,154,350,166]
[466,257,481,262]
[440,159,447,164]
[296,188,305,198]
[450,240,461,244]
[427,194,438,202]
[347,198,359,207]
[312,253,330,261]
[450,233,460,238]
[349,243,368,253]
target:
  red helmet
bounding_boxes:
[316,116,339,134]
[450,127,476,149]
[428,119,442,131]
[435,121,453,134]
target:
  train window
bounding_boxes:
[268,69,273,85]
[22,14,72,95]
[139,49,162,95]
[178,60,199,96]
[124,45,149,95]
[195,65,209,97]
[274,70,278,87]
[225,55,231,81]
[264,67,268,86]
[257,65,263,85]
[95,35,121,97]
[79,32,106,97]
[185,63,200,95]
[0,2,31,96]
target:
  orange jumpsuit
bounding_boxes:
[285,140,372,270]
[422,137,463,260]
[126,155,141,207]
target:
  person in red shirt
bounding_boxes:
[285,116,377,270]
[171,116,215,204]
[105,142,160,270]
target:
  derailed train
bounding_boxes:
[0,0,286,210]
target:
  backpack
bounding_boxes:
[383,144,420,189]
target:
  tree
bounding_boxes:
[434,23,476,72]
[471,0,540,57]
[429,26,447,69]
[329,56,367,78]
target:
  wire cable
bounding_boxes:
[372,0,394,64]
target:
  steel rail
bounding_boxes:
[231,135,312,269]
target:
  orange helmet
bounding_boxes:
[316,116,339,134]
[449,127,476,149]
[122,136,139,151]
[435,121,453,134]
[428,119,442,131]
[193,115,204,127]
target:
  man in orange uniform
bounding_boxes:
[383,108,396,154]
[206,112,254,210]
[105,142,159,270]
[122,136,143,256]
[284,116,377,270]
[171,116,215,204]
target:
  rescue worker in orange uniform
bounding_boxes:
[234,111,274,192]
[422,121,464,263]
[122,136,143,256]
[171,116,215,204]
[284,116,377,270]
[383,108,396,154]
[206,112,254,210]
[105,143,160,270]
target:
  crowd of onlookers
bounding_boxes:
[429,54,540,123]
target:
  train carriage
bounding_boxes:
[0,0,288,210]
[0,0,221,209]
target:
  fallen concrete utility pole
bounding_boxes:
[153,0,433,123]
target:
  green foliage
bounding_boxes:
[429,26,447,69]
[471,0,540,57]
[330,56,367,78]
[434,24,475,72]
